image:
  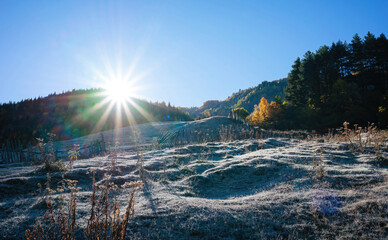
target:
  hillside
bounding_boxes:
[254,32,388,130]
[0,118,387,239]
[183,78,287,118]
[0,89,191,147]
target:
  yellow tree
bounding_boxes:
[267,101,282,125]
[251,97,269,124]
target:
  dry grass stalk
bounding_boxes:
[67,144,80,169]
[109,142,118,173]
[26,171,143,240]
[130,129,146,181]
[26,178,79,240]
[336,121,387,154]
[85,172,143,240]
[312,149,326,180]
[35,133,65,172]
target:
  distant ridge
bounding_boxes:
[0,89,191,146]
[182,78,287,117]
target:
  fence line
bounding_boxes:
[0,137,108,164]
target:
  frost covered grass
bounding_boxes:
[25,172,143,240]
[326,121,388,156]
[0,118,387,239]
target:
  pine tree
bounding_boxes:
[285,58,304,106]
[350,33,364,75]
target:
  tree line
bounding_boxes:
[247,32,388,130]
[0,89,191,147]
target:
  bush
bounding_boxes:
[233,107,250,120]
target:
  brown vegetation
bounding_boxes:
[26,172,143,240]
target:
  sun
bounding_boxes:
[104,79,133,104]
[82,54,153,135]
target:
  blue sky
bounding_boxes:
[0,0,387,107]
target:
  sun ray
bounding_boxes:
[114,101,123,140]
[126,97,154,123]
[121,100,137,126]
[70,94,111,126]
[84,95,111,114]
[92,100,116,134]
[77,41,158,136]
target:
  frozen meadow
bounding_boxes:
[0,117,387,239]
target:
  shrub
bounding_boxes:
[233,107,249,120]
[68,144,80,169]
[36,133,66,172]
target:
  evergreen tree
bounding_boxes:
[281,32,388,129]
[350,33,364,76]
[285,58,304,106]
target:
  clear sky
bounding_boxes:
[0,0,387,107]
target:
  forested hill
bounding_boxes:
[247,32,388,130]
[0,89,191,147]
[182,78,287,118]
